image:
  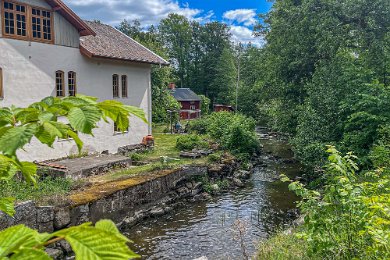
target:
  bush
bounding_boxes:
[187,118,208,134]
[176,135,208,151]
[282,146,390,259]
[187,112,260,157]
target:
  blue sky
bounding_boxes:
[63,0,272,45]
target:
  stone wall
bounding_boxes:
[0,160,247,259]
[0,166,213,231]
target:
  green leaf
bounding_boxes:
[95,220,129,241]
[17,161,38,184]
[15,108,40,124]
[38,112,55,123]
[124,105,148,124]
[54,223,139,260]
[0,155,18,181]
[67,130,84,153]
[68,106,102,134]
[0,109,13,127]
[0,197,15,216]
[0,225,42,257]
[0,124,38,156]
[10,248,51,260]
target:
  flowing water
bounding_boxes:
[126,128,303,259]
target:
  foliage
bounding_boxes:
[199,94,211,115]
[281,147,390,259]
[187,112,260,157]
[186,117,208,135]
[175,134,208,151]
[257,230,311,260]
[200,175,230,194]
[210,47,237,104]
[152,90,181,123]
[244,0,390,170]
[117,19,178,124]
[0,95,144,258]
[0,220,138,259]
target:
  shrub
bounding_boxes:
[282,146,390,259]
[187,118,209,134]
[176,134,208,151]
[187,112,260,157]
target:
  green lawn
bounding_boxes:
[96,124,210,181]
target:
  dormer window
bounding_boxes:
[1,1,53,43]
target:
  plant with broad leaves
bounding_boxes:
[281,146,390,259]
[0,95,145,259]
[0,220,138,259]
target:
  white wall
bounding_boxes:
[0,38,151,161]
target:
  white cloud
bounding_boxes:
[223,9,257,26]
[229,25,264,46]
[63,0,210,26]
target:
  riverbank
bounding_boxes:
[0,125,256,259]
[124,127,301,259]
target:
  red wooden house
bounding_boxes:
[169,83,201,120]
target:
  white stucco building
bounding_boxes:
[0,0,168,161]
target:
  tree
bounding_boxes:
[199,94,211,115]
[159,14,192,88]
[0,95,145,259]
[250,0,390,169]
[210,48,237,104]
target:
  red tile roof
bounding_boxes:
[80,21,169,65]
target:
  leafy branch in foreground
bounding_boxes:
[0,95,144,259]
[281,146,390,259]
[0,220,138,259]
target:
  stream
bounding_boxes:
[126,128,303,259]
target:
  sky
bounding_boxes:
[62,0,273,46]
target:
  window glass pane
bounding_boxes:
[56,71,64,97]
[121,75,128,97]
[31,8,51,41]
[113,75,119,98]
[68,72,76,96]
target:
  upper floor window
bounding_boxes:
[31,8,52,41]
[68,71,76,96]
[121,75,128,98]
[3,1,27,38]
[55,71,64,97]
[113,74,119,98]
[1,1,53,43]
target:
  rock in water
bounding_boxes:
[233,178,245,187]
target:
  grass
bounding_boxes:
[0,177,74,204]
[97,124,211,181]
[257,230,312,260]
[3,124,213,203]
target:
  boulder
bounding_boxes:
[54,208,71,229]
[233,178,245,187]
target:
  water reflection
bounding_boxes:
[125,129,302,260]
